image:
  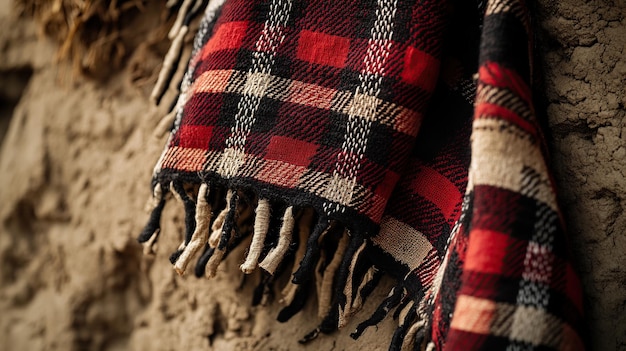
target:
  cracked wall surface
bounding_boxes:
[538,1,626,350]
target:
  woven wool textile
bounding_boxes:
[138,0,586,349]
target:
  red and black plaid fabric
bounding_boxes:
[138,0,586,349]
[414,1,587,350]
[155,0,446,233]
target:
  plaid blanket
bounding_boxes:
[139,0,586,349]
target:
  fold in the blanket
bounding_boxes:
[138,0,586,350]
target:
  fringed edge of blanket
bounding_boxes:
[140,1,438,348]
[137,174,430,349]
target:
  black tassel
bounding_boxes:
[169,249,183,264]
[252,271,274,306]
[137,194,166,243]
[292,218,329,284]
[172,181,196,245]
[357,268,384,308]
[351,286,403,339]
[194,245,214,278]
[277,281,311,322]
[322,232,365,333]
[298,328,320,344]
[389,307,417,351]
[217,190,239,250]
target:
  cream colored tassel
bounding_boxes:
[168,0,194,39]
[205,247,225,279]
[259,206,295,274]
[142,230,160,255]
[338,240,367,328]
[401,319,425,351]
[174,184,211,275]
[351,265,378,312]
[208,189,233,248]
[318,231,350,318]
[150,25,189,104]
[152,109,177,139]
[280,208,314,305]
[240,199,271,274]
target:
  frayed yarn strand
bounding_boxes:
[166,0,179,8]
[205,190,238,278]
[280,208,314,306]
[318,230,349,318]
[174,183,211,275]
[259,206,295,275]
[150,24,188,105]
[152,109,177,139]
[351,286,404,339]
[401,319,425,351]
[138,183,167,254]
[208,189,232,248]
[241,199,271,274]
[171,181,197,246]
[168,0,195,39]
[292,218,331,284]
[389,305,417,351]
[350,265,378,316]
[338,238,368,328]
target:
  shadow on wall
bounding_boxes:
[0,66,33,143]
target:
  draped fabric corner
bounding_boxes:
[138,0,586,349]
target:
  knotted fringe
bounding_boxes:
[138,180,416,343]
[138,183,168,254]
[151,0,208,105]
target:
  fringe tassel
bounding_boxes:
[252,270,274,306]
[172,181,197,246]
[338,237,367,328]
[389,304,417,351]
[194,246,214,277]
[280,208,313,306]
[150,24,188,105]
[300,232,366,343]
[292,218,331,284]
[277,281,311,323]
[138,183,168,254]
[240,199,271,273]
[173,183,211,275]
[139,180,412,345]
[205,190,238,278]
[152,109,177,139]
[351,285,404,339]
[349,265,379,318]
[208,189,232,248]
[259,206,295,274]
[168,0,195,39]
[317,230,350,318]
[401,319,426,351]
[151,0,207,105]
[167,181,197,264]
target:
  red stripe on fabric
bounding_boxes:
[465,228,511,274]
[296,30,350,68]
[179,125,214,149]
[479,62,531,104]
[374,170,400,200]
[410,165,462,220]
[401,46,440,92]
[475,102,536,136]
[162,147,206,172]
[264,135,318,167]
[201,21,249,59]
